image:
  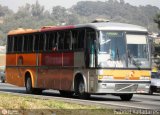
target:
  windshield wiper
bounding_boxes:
[116,48,120,61]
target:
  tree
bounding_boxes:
[51,6,68,25]
[0,5,13,17]
[154,13,160,29]
[15,4,31,19]
[31,0,44,17]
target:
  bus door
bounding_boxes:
[86,29,96,68]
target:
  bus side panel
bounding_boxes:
[61,52,74,90]
[6,67,24,87]
[6,53,37,87]
[16,53,37,66]
[60,69,74,91]
[74,52,85,67]
[6,67,37,87]
[41,53,62,66]
[37,69,62,89]
[6,54,17,86]
[38,52,74,90]
[63,52,74,66]
[6,54,16,66]
[38,52,62,89]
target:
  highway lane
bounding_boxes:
[0,83,160,110]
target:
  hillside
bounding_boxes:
[71,1,159,32]
[0,0,160,45]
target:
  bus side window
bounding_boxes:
[46,32,55,51]
[52,32,58,51]
[72,30,78,50]
[58,31,64,50]
[28,35,34,52]
[23,35,28,52]
[45,33,49,51]
[64,31,72,50]
[86,29,96,68]
[7,36,13,53]
[34,34,39,52]
[71,29,84,50]
[39,34,45,51]
[13,36,18,52]
[17,35,23,52]
[78,29,84,49]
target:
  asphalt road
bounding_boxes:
[0,83,160,110]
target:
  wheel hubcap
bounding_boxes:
[79,82,85,94]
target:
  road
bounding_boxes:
[0,83,160,110]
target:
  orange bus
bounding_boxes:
[6,22,151,101]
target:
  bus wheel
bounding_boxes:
[120,94,133,101]
[149,87,153,95]
[25,77,34,94]
[59,90,73,97]
[34,88,43,94]
[77,80,90,99]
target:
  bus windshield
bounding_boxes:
[126,34,150,69]
[97,31,150,69]
[98,31,126,68]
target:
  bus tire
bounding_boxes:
[1,78,5,83]
[149,87,153,95]
[0,76,5,83]
[120,94,133,101]
[25,77,43,94]
[25,77,34,94]
[59,90,73,97]
[34,88,43,94]
[77,80,90,99]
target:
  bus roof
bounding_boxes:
[8,28,38,35]
[75,22,148,32]
[40,25,75,32]
[8,22,148,36]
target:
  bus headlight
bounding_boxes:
[98,76,113,80]
[140,76,150,80]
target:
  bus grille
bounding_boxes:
[115,84,138,92]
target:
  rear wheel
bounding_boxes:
[25,77,43,94]
[34,88,43,94]
[25,77,33,94]
[120,94,133,101]
[0,77,5,83]
[2,79,5,83]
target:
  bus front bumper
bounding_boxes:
[95,80,150,94]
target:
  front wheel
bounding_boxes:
[77,80,90,99]
[120,94,133,101]
[59,90,73,97]
[149,87,153,95]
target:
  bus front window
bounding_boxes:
[126,34,150,68]
[98,31,126,68]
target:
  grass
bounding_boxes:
[0,93,114,115]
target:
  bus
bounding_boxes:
[6,21,151,101]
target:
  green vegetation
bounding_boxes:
[0,0,160,45]
[0,93,113,115]
[154,13,160,29]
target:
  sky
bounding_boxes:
[0,0,160,12]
